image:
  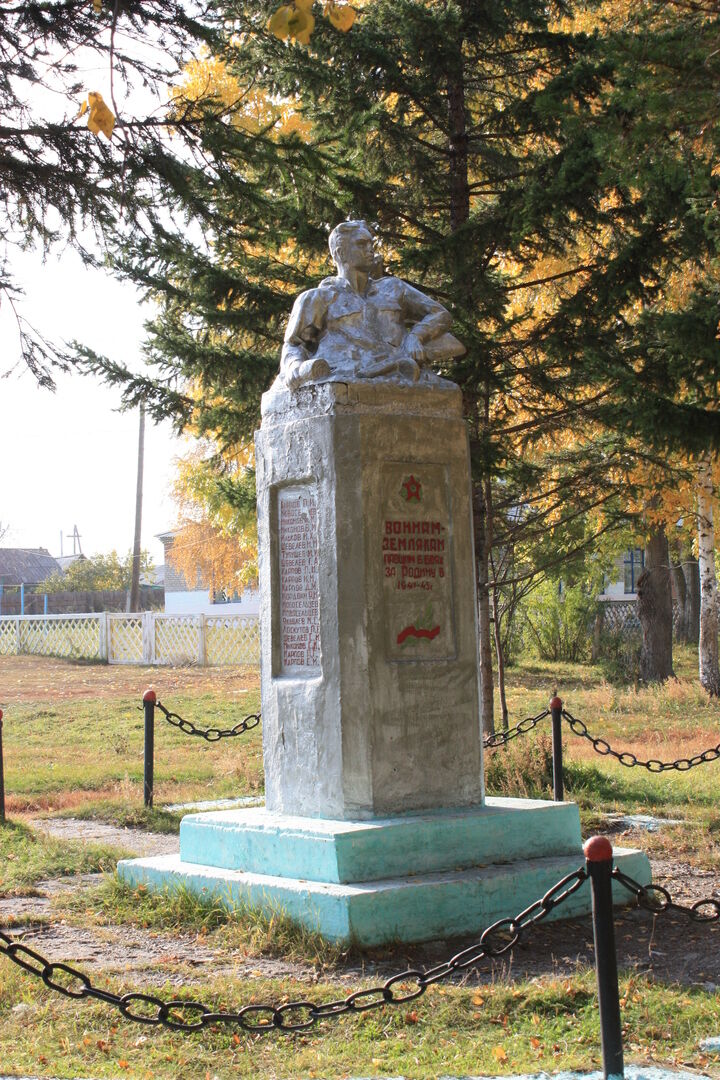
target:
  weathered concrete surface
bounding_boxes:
[255,380,483,820]
[178,797,583,883]
[118,844,650,947]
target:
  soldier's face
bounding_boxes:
[343,228,376,272]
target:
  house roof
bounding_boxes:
[0,548,61,586]
[157,530,178,545]
[55,554,86,571]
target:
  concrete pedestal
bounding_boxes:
[117,377,651,943]
[118,797,650,945]
[255,380,484,819]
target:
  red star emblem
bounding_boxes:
[402,475,422,501]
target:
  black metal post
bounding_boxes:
[0,708,5,822]
[550,695,564,802]
[143,689,156,809]
[585,836,624,1080]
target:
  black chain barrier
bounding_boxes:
[483,708,550,749]
[155,700,261,743]
[612,867,720,922]
[562,708,720,773]
[0,866,588,1034]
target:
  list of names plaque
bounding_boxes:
[278,487,321,672]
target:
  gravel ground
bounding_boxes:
[27,817,180,858]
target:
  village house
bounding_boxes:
[158,530,259,616]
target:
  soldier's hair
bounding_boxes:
[328,220,372,268]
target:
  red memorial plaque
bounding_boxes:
[278,487,321,673]
[381,463,456,661]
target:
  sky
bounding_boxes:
[1,13,194,570]
[0,247,183,568]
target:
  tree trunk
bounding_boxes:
[683,557,700,644]
[637,525,674,683]
[591,607,604,661]
[697,455,720,695]
[129,404,145,613]
[491,580,509,731]
[446,39,495,733]
[669,540,687,643]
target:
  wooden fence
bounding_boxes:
[0,586,164,617]
[0,612,260,666]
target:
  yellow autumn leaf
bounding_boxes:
[93,0,102,10]
[492,1046,508,1062]
[268,5,292,39]
[326,1,356,31]
[288,6,315,44]
[295,0,314,12]
[87,91,115,138]
[76,99,89,119]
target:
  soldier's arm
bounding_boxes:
[280,288,331,389]
[400,282,452,346]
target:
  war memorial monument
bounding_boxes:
[119,222,649,944]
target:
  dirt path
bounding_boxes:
[27,817,180,858]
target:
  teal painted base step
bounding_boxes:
[175,797,583,883]
[118,847,649,946]
[117,796,651,945]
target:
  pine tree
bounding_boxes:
[77,0,720,721]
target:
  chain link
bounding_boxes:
[0,866,587,1035]
[153,700,260,742]
[482,704,720,772]
[562,709,720,773]
[483,709,550,749]
[611,868,720,923]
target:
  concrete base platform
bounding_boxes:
[176,796,584,883]
[117,796,650,945]
[118,845,649,945]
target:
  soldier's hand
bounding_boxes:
[402,333,425,363]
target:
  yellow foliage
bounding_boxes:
[268,5,292,40]
[84,91,115,138]
[268,0,356,45]
[170,438,258,595]
[325,1,357,31]
[175,53,311,139]
[167,519,257,595]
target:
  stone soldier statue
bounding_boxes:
[278,220,465,390]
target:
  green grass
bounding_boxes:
[0,963,718,1079]
[2,690,263,817]
[0,820,131,896]
[485,644,720,866]
[56,803,184,834]
[2,651,720,1076]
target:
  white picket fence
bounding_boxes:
[0,612,260,666]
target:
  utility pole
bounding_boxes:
[129,403,145,613]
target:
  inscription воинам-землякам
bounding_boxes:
[381,463,456,661]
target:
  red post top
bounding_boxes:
[0,708,3,721]
[549,695,563,711]
[584,835,613,862]
[143,689,157,704]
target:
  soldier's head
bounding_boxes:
[329,220,376,275]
